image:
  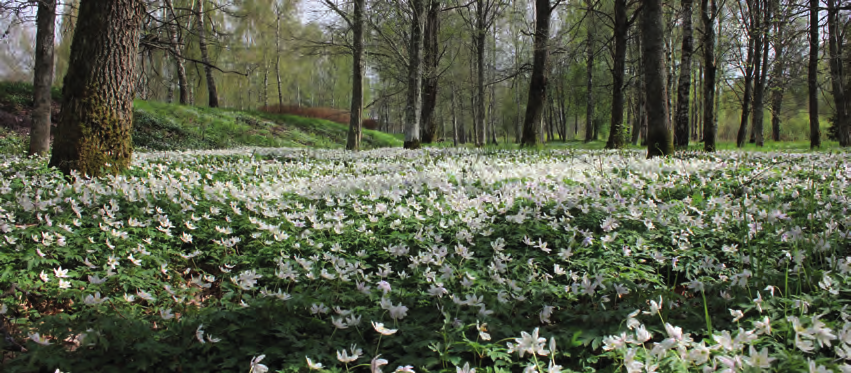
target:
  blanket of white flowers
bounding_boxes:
[0,148,849,373]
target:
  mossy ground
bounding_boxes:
[0,81,402,155]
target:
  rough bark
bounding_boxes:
[584,2,595,143]
[473,0,487,146]
[605,0,628,149]
[642,0,673,157]
[196,0,219,108]
[751,0,770,146]
[674,0,693,149]
[808,0,821,149]
[520,0,551,147]
[769,4,785,142]
[404,0,425,149]
[29,0,56,156]
[420,0,440,143]
[827,0,848,146]
[346,0,364,151]
[702,0,717,151]
[49,0,145,177]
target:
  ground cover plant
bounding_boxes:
[0,148,849,373]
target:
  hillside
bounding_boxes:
[0,81,401,153]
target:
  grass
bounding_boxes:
[0,81,402,153]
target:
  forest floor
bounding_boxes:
[0,81,401,153]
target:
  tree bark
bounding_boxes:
[751,0,770,146]
[29,0,56,156]
[701,0,717,151]
[808,0,821,148]
[642,0,673,157]
[520,0,551,147]
[605,0,628,149]
[827,0,848,146]
[49,0,145,177]
[275,6,284,108]
[346,0,365,151]
[584,2,595,143]
[196,0,219,108]
[674,0,693,149]
[404,0,425,149]
[420,0,440,143]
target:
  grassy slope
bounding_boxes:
[0,81,401,152]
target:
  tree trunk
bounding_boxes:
[751,1,770,146]
[473,0,487,147]
[642,0,673,157]
[346,0,364,151]
[196,0,218,108]
[584,3,595,143]
[808,0,821,148]
[736,4,758,148]
[29,0,56,156]
[451,81,459,146]
[632,32,644,145]
[276,7,284,108]
[770,3,785,142]
[605,0,628,149]
[404,0,425,149]
[165,0,189,105]
[702,0,717,151]
[827,0,848,146]
[520,0,551,147]
[49,0,145,177]
[674,0,693,149]
[420,0,440,143]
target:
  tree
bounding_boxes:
[164,0,189,105]
[420,0,440,143]
[735,0,760,148]
[404,0,426,149]
[701,0,717,151]
[520,0,554,147]
[826,0,848,146]
[48,0,146,177]
[28,0,56,156]
[605,0,637,149]
[347,0,365,150]
[642,0,673,157]
[808,0,820,149]
[673,0,693,149]
[196,0,219,108]
[584,0,595,143]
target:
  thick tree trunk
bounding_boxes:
[770,4,785,142]
[404,0,425,149]
[420,0,440,143]
[473,0,487,146]
[642,0,673,157]
[702,0,717,151]
[808,0,821,148]
[584,4,594,143]
[196,0,218,108]
[29,0,56,156]
[520,0,551,147]
[605,0,628,149]
[827,0,848,146]
[49,0,145,177]
[751,2,770,146]
[674,0,693,149]
[346,0,364,151]
[736,28,757,146]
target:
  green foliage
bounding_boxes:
[0,127,28,155]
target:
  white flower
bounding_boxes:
[306,356,323,370]
[58,279,71,289]
[337,344,362,363]
[744,346,775,369]
[371,355,388,373]
[83,292,109,305]
[730,309,744,322]
[160,308,175,320]
[250,355,268,373]
[372,321,398,335]
[29,332,51,346]
[39,271,50,282]
[53,267,69,278]
[507,327,549,358]
[456,362,476,373]
[196,324,206,343]
[477,321,491,341]
[395,365,415,372]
